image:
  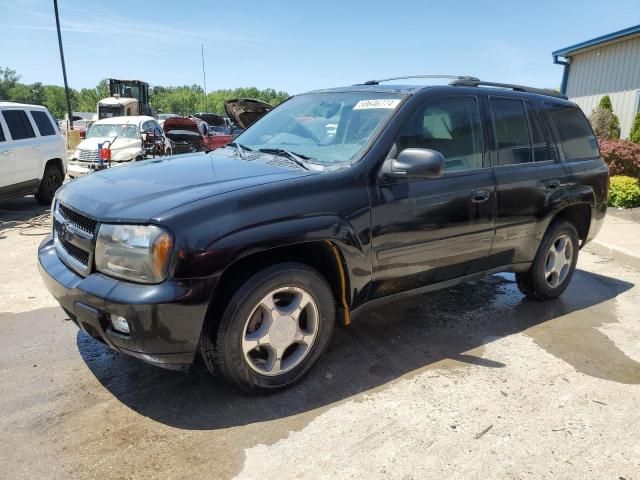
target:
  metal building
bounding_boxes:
[553,24,640,139]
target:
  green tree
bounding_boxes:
[8,81,46,105]
[630,111,640,144]
[76,78,109,113]
[1,67,290,122]
[596,95,620,139]
[43,85,76,119]
[0,67,20,99]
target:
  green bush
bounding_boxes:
[630,111,640,144]
[591,95,620,139]
[608,175,640,208]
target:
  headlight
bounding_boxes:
[50,197,57,231]
[95,224,174,283]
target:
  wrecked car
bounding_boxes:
[67,116,171,178]
[224,98,273,136]
[163,116,232,154]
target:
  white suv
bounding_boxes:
[0,102,67,205]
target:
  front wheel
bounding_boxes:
[200,262,335,394]
[35,164,63,205]
[516,220,579,300]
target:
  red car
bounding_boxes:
[162,116,232,154]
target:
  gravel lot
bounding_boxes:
[1,197,639,480]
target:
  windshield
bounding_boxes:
[234,91,404,165]
[111,82,140,99]
[86,124,139,139]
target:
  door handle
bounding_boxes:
[0,150,10,156]
[33,146,40,150]
[470,189,490,203]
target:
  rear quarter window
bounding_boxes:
[30,110,57,136]
[0,121,5,142]
[2,109,36,140]
[544,102,599,160]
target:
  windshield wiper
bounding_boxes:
[227,141,252,159]
[258,148,312,170]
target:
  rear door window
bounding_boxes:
[2,110,36,140]
[30,110,57,136]
[524,101,551,162]
[490,97,533,166]
[544,102,599,160]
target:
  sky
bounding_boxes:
[1,0,639,95]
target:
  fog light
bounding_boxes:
[109,314,130,334]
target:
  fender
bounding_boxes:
[172,214,371,303]
[535,183,596,246]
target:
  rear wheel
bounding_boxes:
[516,220,579,300]
[200,262,335,394]
[35,163,63,205]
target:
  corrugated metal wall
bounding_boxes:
[565,36,640,138]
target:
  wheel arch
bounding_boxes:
[551,203,592,245]
[206,240,352,332]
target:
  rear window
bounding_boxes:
[544,102,599,160]
[2,110,36,140]
[31,110,57,136]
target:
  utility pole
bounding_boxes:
[53,0,73,129]
[201,43,208,112]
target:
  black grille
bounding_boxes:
[59,204,97,235]
[59,237,90,266]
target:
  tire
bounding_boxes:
[200,262,335,394]
[515,220,579,300]
[135,155,143,161]
[35,163,63,205]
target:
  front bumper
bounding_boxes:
[38,235,218,370]
[66,160,132,178]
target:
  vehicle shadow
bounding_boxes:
[0,196,50,238]
[77,268,633,430]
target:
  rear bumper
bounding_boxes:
[38,235,218,370]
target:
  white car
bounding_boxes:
[67,116,172,179]
[0,102,66,205]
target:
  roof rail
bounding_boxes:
[363,75,480,86]
[449,78,567,100]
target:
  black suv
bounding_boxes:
[39,76,608,393]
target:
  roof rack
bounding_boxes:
[363,75,480,85]
[449,78,567,99]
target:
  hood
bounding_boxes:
[224,99,273,129]
[194,112,225,126]
[56,153,314,222]
[76,136,140,151]
[163,117,204,135]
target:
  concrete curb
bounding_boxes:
[584,239,640,271]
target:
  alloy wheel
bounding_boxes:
[544,234,573,288]
[241,286,319,376]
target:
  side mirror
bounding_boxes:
[383,148,445,179]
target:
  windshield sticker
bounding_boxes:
[353,99,401,110]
